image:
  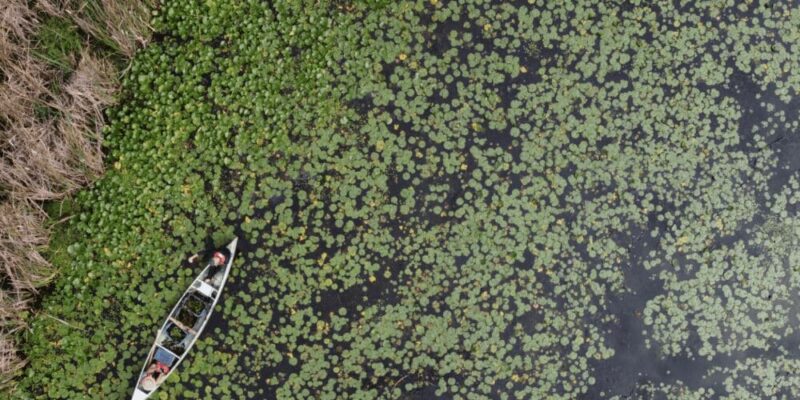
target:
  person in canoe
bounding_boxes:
[139,360,170,392]
[187,247,230,287]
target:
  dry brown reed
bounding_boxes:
[0,14,117,200]
[0,335,25,390]
[0,202,50,389]
[58,50,117,173]
[0,202,53,293]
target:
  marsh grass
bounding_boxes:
[0,202,51,389]
[0,203,53,293]
[0,336,25,390]
[0,0,153,390]
[32,16,82,73]
[38,0,155,59]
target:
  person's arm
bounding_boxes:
[145,363,157,374]
[187,250,210,264]
[169,317,198,335]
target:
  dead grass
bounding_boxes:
[0,51,115,200]
[0,0,154,390]
[39,0,155,58]
[0,202,49,391]
[0,202,53,293]
[0,335,25,390]
[0,53,52,132]
[59,50,117,173]
[0,0,37,49]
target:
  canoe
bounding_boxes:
[131,237,238,400]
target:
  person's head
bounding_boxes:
[212,251,226,266]
[140,375,158,391]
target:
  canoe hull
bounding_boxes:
[130,237,238,400]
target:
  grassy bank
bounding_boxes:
[0,0,154,390]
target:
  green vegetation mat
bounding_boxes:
[14,0,800,399]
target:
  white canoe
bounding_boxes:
[131,237,238,400]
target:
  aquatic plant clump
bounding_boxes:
[12,0,800,399]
